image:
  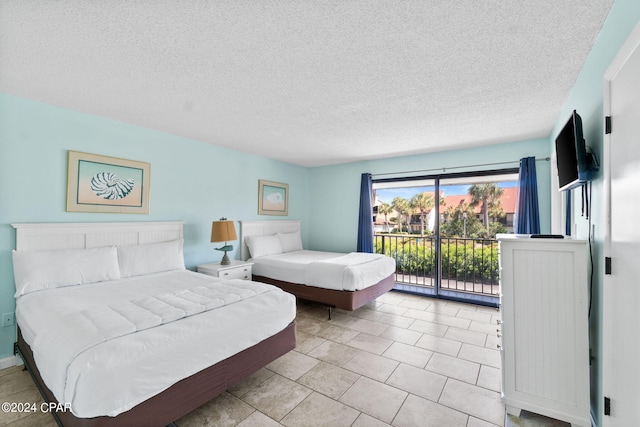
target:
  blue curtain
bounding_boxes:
[565,191,572,236]
[357,173,374,253]
[515,157,541,234]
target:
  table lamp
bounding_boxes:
[210,218,237,265]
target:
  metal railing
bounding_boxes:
[375,234,500,296]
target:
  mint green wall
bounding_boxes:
[0,92,552,362]
[548,1,640,424]
[0,93,309,360]
[307,139,551,252]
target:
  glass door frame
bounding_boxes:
[374,168,519,307]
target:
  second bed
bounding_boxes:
[240,220,396,311]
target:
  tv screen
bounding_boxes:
[555,110,589,191]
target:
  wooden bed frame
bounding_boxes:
[240,220,396,312]
[252,274,395,311]
[11,222,296,427]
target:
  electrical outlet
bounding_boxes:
[2,312,15,327]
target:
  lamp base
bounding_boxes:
[220,251,231,265]
[215,244,234,265]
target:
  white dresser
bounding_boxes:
[497,235,590,426]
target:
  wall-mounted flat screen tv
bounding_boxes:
[555,110,596,191]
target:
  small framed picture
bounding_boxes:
[66,151,151,214]
[258,179,288,216]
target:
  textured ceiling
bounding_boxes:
[0,1,614,167]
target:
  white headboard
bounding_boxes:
[240,220,301,260]
[12,221,185,251]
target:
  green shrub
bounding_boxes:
[375,235,498,284]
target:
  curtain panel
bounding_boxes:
[357,173,374,253]
[565,190,572,236]
[515,157,541,234]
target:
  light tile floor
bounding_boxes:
[0,291,572,426]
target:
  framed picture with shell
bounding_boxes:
[66,150,151,214]
[258,179,288,216]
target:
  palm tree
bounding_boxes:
[468,184,504,233]
[378,202,393,233]
[410,193,435,236]
[488,203,506,224]
[391,197,410,233]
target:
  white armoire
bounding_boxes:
[497,235,590,426]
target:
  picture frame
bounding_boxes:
[66,150,151,214]
[258,179,288,216]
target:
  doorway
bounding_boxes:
[373,169,518,306]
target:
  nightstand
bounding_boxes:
[197,260,253,280]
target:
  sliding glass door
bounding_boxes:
[373,169,518,306]
[374,178,439,295]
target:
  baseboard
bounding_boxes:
[0,354,23,370]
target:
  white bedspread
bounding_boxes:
[305,252,394,291]
[16,270,296,418]
[252,250,395,291]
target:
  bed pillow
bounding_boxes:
[277,231,303,253]
[245,235,282,258]
[12,246,121,297]
[117,239,185,278]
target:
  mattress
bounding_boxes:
[251,250,396,291]
[15,270,296,418]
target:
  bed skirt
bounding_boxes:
[15,322,296,427]
[252,273,396,311]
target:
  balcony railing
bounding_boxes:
[375,234,500,296]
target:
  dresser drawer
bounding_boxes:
[197,261,254,281]
[218,265,252,280]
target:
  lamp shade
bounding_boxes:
[211,220,237,243]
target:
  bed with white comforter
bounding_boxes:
[11,223,296,425]
[241,220,396,311]
[16,270,295,418]
[251,250,395,291]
